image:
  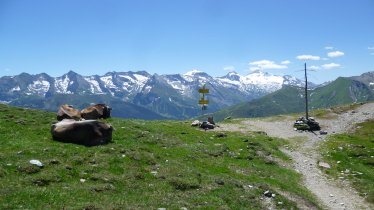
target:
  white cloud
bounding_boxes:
[325,46,334,50]
[327,51,344,58]
[368,46,374,50]
[322,57,329,61]
[371,52,374,56]
[309,65,321,70]
[223,66,235,71]
[248,59,288,70]
[281,60,291,65]
[321,63,341,69]
[296,55,320,60]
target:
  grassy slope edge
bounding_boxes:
[0,104,320,209]
[320,120,374,203]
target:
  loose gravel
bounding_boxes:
[215,102,374,210]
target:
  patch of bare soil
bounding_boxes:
[215,102,374,210]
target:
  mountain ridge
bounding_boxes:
[0,70,307,119]
[210,72,374,121]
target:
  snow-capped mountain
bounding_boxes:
[0,70,308,119]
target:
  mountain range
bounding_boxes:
[0,70,307,119]
[211,71,374,121]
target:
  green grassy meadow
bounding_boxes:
[321,120,374,204]
[0,104,321,209]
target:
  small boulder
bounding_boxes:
[318,162,331,169]
[207,116,215,125]
[215,179,225,185]
[191,120,200,127]
[200,121,214,130]
[29,159,43,167]
[320,130,328,135]
[263,190,272,197]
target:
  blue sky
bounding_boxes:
[0,0,373,83]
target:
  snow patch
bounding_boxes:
[10,86,21,92]
[144,85,152,93]
[55,75,72,94]
[182,70,209,82]
[84,77,104,94]
[133,74,149,85]
[28,80,50,96]
[183,69,203,77]
[100,76,117,88]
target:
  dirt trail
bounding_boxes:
[215,102,374,210]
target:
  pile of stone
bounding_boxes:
[293,116,320,131]
[51,104,113,146]
[191,116,216,130]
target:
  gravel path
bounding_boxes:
[215,102,374,210]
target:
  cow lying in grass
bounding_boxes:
[51,119,113,146]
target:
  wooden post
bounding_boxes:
[304,63,309,120]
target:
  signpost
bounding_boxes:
[198,85,209,114]
[293,63,320,131]
[304,63,309,120]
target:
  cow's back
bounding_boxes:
[51,119,113,146]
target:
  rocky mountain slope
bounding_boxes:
[0,70,306,119]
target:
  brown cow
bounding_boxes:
[81,104,111,120]
[51,119,113,146]
[57,104,81,121]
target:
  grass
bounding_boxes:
[320,120,374,203]
[0,104,321,209]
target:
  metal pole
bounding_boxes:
[304,63,309,120]
[203,85,205,116]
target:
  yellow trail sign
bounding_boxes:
[198,99,209,105]
[198,88,209,94]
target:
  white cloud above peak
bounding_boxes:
[223,66,235,71]
[296,55,320,60]
[327,51,344,58]
[368,46,374,50]
[321,63,341,69]
[325,46,334,50]
[248,59,288,71]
